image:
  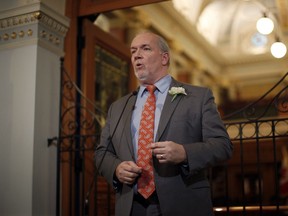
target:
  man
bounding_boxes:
[95,31,233,216]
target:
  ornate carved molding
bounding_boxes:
[0,10,69,53]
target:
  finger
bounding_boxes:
[157,153,165,160]
[158,156,167,164]
[123,173,139,184]
[125,161,142,173]
[151,142,164,149]
[150,142,157,149]
[119,172,136,184]
[152,149,163,156]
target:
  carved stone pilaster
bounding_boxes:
[0,3,69,55]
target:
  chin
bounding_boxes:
[135,72,147,80]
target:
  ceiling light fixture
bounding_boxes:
[256,12,274,35]
[270,36,287,58]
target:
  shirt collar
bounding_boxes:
[139,75,172,97]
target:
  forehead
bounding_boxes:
[130,33,158,48]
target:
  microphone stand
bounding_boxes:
[83,90,138,215]
[97,90,138,177]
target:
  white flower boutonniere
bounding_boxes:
[168,86,187,102]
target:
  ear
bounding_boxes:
[161,52,170,66]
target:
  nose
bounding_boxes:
[133,51,142,61]
[134,55,142,61]
[133,49,142,60]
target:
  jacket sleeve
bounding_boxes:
[182,88,233,176]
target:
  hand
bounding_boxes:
[115,161,142,185]
[151,141,187,164]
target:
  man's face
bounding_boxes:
[130,33,168,85]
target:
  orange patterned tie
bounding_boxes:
[137,85,156,199]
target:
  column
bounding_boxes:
[0,1,69,215]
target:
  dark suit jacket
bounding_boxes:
[96,78,233,216]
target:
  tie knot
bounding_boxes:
[146,85,156,94]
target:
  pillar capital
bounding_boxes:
[0,2,69,55]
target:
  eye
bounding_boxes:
[143,46,151,51]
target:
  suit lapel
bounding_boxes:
[123,81,185,157]
[156,78,184,141]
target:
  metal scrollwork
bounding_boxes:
[59,62,105,138]
[223,72,288,121]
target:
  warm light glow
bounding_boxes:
[256,17,274,35]
[172,0,202,24]
[270,41,287,58]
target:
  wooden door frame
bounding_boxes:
[80,19,133,215]
[61,1,167,214]
[79,0,168,16]
[64,0,168,91]
[81,18,133,108]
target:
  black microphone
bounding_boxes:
[97,90,138,169]
[84,90,138,215]
[108,90,138,142]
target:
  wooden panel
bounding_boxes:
[64,0,80,85]
[62,1,80,215]
[81,18,132,103]
[79,0,168,16]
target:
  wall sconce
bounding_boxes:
[256,12,274,35]
[270,36,287,58]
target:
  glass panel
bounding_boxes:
[95,45,129,113]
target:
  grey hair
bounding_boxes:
[155,34,170,66]
[157,35,170,54]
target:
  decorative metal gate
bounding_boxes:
[49,59,288,216]
[48,59,108,216]
[212,72,288,216]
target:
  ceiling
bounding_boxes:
[96,0,288,102]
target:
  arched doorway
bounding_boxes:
[60,1,168,216]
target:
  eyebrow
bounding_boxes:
[130,44,150,50]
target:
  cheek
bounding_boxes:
[146,56,158,66]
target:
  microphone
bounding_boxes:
[84,90,138,215]
[99,90,138,168]
[109,90,138,140]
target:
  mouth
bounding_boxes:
[135,63,144,69]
